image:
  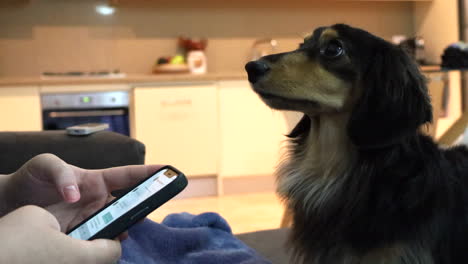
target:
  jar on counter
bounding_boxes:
[187,50,207,74]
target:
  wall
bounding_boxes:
[413,0,461,138]
[413,0,460,64]
[0,0,415,76]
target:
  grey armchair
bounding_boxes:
[0,130,145,174]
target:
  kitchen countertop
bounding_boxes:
[0,66,450,87]
[0,72,248,87]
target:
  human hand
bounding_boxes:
[0,153,162,234]
[0,205,121,264]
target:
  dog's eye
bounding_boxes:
[320,40,344,58]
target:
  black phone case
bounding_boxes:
[66,165,188,240]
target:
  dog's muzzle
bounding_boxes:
[245,61,270,84]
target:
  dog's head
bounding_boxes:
[245,24,432,148]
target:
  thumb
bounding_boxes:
[2,205,61,231]
[82,239,122,264]
[26,153,81,203]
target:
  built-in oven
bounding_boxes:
[41,91,130,136]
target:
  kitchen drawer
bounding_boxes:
[133,83,218,177]
[218,80,288,178]
[0,86,41,131]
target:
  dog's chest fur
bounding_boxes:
[277,114,354,216]
[277,114,433,264]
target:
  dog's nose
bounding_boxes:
[245,61,270,84]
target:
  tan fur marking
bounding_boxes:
[320,28,339,41]
[303,34,312,42]
[259,52,351,111]
[278,113,355,214]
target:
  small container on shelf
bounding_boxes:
[179,37,208,75]
[187,50,207,74]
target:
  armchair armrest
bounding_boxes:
[0,131,145,174]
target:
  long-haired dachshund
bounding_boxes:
[245,24,468,264]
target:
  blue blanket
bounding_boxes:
[119,212,272,264]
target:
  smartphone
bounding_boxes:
[66,123,109,136]
[67,165,188,240]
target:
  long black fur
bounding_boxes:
[248,24,468,263]
[291,25,468,263]
[289,124,468,263]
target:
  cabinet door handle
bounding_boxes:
[48,110,126,118]
[160,99,192,106]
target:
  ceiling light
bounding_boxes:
[96,4,115,16]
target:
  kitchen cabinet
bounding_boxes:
[133,83,218,177]
[0,86,41,131]
[218,80,288,178]
[0,0,29,7]
[110,0,431,6]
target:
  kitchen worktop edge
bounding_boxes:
[0,73,248,87]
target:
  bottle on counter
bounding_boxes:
[179,37,208,75]
[187,50,207,74]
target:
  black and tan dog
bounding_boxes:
[245,24,468,264]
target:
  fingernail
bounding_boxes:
[63,185,80,202]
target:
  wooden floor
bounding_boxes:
[147,192,285,234]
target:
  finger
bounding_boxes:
[83,239,122,263]
[100,165,164,192]
[26,154,80,203]
[117,231,129,241]
[106,195,115,203]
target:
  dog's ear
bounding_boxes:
[347,45,432,148]
[287,114,311,138]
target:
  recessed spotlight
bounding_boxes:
[96,4,115,16]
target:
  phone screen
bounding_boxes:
[68,168,178,240]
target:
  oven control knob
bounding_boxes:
[111,97,116,102]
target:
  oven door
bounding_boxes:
[43,107,129,136]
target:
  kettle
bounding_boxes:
[399,36,426,65]
[250,38,278,60]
